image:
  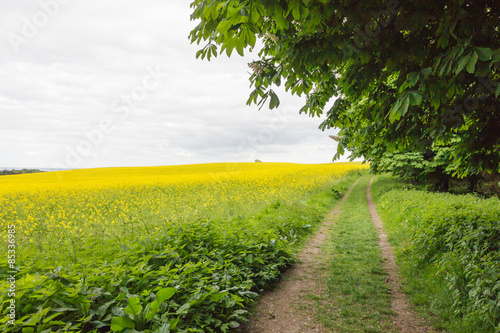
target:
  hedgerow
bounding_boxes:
[373,175,500,332]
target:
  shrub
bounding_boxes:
[374,178,500,331]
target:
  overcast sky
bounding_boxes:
[0,0,347,169]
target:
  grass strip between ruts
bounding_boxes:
[315,175,398,333]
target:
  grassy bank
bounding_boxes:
[371,174,500,332]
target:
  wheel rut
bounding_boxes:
[367,176,436,333]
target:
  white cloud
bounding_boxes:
[0,0,347,169]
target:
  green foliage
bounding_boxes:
[0,176,357,332]
[330,185,346,199]
[372,175,500,332]
[372,143,457,191]
[0,169,44,176]
[189,0,500,180]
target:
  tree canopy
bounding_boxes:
[189,0,500,181]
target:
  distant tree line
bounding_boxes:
[0,169,44,176]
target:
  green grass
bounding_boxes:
[314,175,397,333]
[289,171,365,255]
[371,173,500,332]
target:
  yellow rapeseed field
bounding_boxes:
[0,162,368,331]
[0,162,366,265]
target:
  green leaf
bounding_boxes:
[78,296,90,316]
[400,96,410,116]
[420,67,432,77]
[156,288,176,304]
[389,95,410,122]
[250,8,261,23]
[157,322,171,333]
[240,7,249,17]
[476,47,493,61]
[466,50,478,74]
[390,98,402,115]
[112,306,126,317]
[96,300,114,318]
[269,90,280,109]
[216,20,232,34]
[274,10,287,30]
[176,302,191,315]
[169,317,180,330]
[495,83,500,98]
[236,43,245,57]
[210,291,228,302]
[229,321,240,328]
[42,312,63,323]
[125,297,142,316]
[439,58,451,77]
[224,38,236,57]
[446,84,456,98]
[22,328,35,333]
[492,49,500,63]
[52,306,78,312]
[90,320,107,329]
[227,4,241,17]
[300,6,310,20]
[247,30,257,48]
[202,4,213,20]
[110,316,135,331]
[455,52,471,74]
[406,72,419,87]
[408,91,423,105]
[146,300,162,320]
[292,4,301,20]
[215,2,226,13]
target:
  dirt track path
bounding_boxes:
[243,176,435,333]
[242,178,361,333]
[366,176,436,333]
